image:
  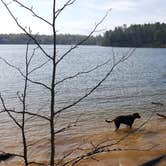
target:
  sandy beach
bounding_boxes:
[0,110,165,166]
[55,114,166,166]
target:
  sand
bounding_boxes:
[55,114,166,166]
[0,113,166,165]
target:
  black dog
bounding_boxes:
[105,113,141,131]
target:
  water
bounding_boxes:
[0,45,165,114]
[0,45,166,162]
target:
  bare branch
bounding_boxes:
[56,150,75,166]
[54,48,135,115]
[0,109,50,121]
[27,46,39,66]
[55,0,77,19]
[0,56,25,77]
[28,59,51,75]
[54,113,82,135]
[25,101,50,123]
[13,0,52,26]
[55,57,112,86]
[28,161,47,166]
[0,94,22,128]
[17,91,23,103]
[55,9,111,65]
[0,151,24,162]
[26,77,51,90]
[0,56,51,90]
[0,0,52,59]
[65,113,153,165]
[27,133,50,148]
[156,113,166,118]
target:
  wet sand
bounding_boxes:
[0,112,166,165]
[55,115,166,166]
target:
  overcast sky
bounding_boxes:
[0,0,165,35]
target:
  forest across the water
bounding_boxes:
[0,22,166,47]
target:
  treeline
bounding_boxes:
[102,22,166,47]
[0,23,166,47]
[0,33,101,45]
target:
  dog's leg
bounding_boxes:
[129,121,134,129]
[114,121,120,131]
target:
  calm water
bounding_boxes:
[0,45,166,114]
[0,45,166,162]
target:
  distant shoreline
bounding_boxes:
[1,22,166,48]
[0,43,166,48]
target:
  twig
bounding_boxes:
[54,48,135,115]
[28,59,51,75]
[0,109,50,121]
[0,56,51,90]
[55,57,112,86]
[55,9,111,65]
[54,113,83,135]
[1,0,52,59]
[65,113,153,165]
[0,94,22,128]
[156,113,166,118]
[55,0,77,19]
[13,0,52,26]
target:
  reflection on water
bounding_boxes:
[0,45,166,112]
[0,45,166,165]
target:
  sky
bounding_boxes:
[0,0,166,35]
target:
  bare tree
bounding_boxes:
[0,0,135,165]
[0,41,49,165]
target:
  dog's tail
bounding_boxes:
[105,119,114,123]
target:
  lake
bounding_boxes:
[0,45,166,163]
[0,45,166,114]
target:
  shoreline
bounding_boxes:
[0,43,166,48]
[54,114,166,165]
[1,112,165,165]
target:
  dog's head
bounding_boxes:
[133,113,141,119]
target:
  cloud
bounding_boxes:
[0,0,166,34]
[81,0,137,11]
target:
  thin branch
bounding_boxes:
[24,111,50,122]
[0,56,25,77]
[0,151,24,162]
[0,109,50,121]
[28,161,47,166]
[13,0,52,26]
[0,0,52,59]
[156,113,166,118]
[0,56,51,90]
[27,135,49,148]
[54,48,135,115]
[0,94,22,128]
[26,77,51,90]
[55,9,111,65]
[54,113,82,135]
[65,113,153,165]
[27,46,39,66]
[17,91,23,103]
[55,0,77,19]
[25,101,50,123]
[55,57,112,86]
[28,59,51,75]
[56,150,75,166]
